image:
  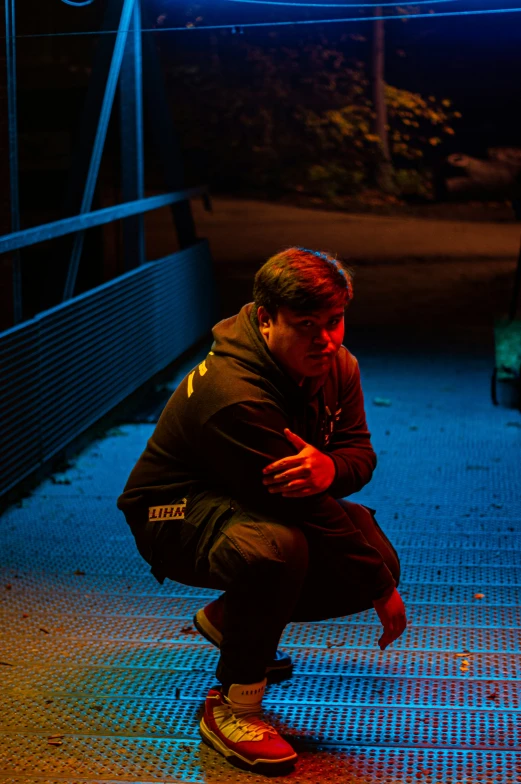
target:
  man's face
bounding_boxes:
[257,303,345,384]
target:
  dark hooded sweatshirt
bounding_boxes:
[117,303,395,598]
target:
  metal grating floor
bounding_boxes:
[1,342,521,783]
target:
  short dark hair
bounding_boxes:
[253,246,353,317]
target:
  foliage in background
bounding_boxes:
[167,35,460,202]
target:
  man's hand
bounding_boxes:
[262,428,336,497]
[373,587,407,650]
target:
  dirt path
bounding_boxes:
[146,197,520,330]
[191,198,520,263]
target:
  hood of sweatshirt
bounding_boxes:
[210,302,330,403]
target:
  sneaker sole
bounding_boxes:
[193,611,293,679]
[199,717,298,768]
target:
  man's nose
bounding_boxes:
[313,328,331,345]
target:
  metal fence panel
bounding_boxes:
[0,240,217,496]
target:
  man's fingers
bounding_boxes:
[283,428,309,448]
[379,618,407,650]
[374,588,407,651]
[270,479,316,496]
[379,632,395,650]
[263,467,304,485]
[263,456,301,475]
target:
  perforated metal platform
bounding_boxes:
[1,344,520,784]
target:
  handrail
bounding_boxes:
[0,187,208,255]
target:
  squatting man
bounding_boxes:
[118,246,407,771]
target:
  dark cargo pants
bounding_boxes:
[133,489,401,688]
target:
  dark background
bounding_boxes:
[2,0,521,327]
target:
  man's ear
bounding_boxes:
[257,306,273,340]
[257,305,269,327]
[257,305,272,329]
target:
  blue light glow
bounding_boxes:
[224,0,458,7]
[139,6,521,32]
[60,0,95,6]
[11,2,521,37]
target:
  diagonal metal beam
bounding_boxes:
[119,0,145,271]
[61,0,135,220]
[5,0,22,323]
[63,0,136,302]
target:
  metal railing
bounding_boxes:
[0,0,217,496]
[0,240,217,497]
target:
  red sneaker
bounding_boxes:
[199,678,297,769]
[194,597,293,681]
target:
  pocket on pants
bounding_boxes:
[153,489,235,584]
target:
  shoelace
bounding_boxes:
[216,700,277,742]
